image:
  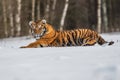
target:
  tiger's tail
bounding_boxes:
[97,36,114,46]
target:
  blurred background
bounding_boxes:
[0,0,120,38]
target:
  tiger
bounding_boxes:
[20,19,114,48]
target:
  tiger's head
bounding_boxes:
[29,19,47,39]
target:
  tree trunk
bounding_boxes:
[32,0,35,21]
[60,0,69,31]
[97,0,102,33]
[45,0,50,20]
[109,0,114,32]
[15,0,21,36]
[8,0,14,37]
[51,0,57,24]
[37,0,40,20]
[2,0,8,37]
[102,0,108,32]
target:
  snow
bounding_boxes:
[0,33,120,80]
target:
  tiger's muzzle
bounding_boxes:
[32,28,47,40]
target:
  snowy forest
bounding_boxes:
[0,0,120,80]
[0,0,120,38]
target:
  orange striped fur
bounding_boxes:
[20,19,114,48]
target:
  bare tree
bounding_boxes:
[2,0,8,37]
[8,0,14,37]
[45,0,50,20]
[60,0,69,31]
[102,0,108,32]
[97,0,102,33]
[108,0,114,32]
[51,0,57,23]
[37,0,40,20]
[32,0,35,21]
[15,0,21,36]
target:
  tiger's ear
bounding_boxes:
[29,21,35,29]
[29,21,34,26]
[42,19,46,24]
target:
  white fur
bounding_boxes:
[29,21,35,29]
[42,19,46,24]
[29,21,33,26]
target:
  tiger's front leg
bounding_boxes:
[20,42,40,48]
[20,40,48,48]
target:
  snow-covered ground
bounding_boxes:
[0,33,120,80]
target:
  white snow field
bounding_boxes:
[0,33,120,80]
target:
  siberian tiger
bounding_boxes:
[20,19,114,48]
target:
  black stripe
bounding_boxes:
[66,33,73,46]
[60,31,65,46]
[48,31,60,46]
[84,29,88,37]
[78,38,84,45]
[43,31,57,40]
[62,38,65,46]
[78,29,82,38]
[75,30,80,45]
[67,31,75,46]
[39,44,43,47]
[71,31,77,46]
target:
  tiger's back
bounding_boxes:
[50,29,104,47]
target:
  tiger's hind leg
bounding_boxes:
[82,38,97,46]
